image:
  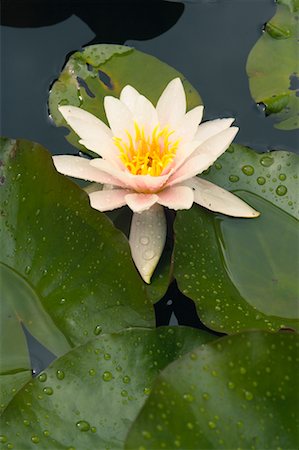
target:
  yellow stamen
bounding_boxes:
[113,122,180,176]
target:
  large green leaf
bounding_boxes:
[174,145,299,333]
[0,265,32,413]
[125,331,299,449]
[0,138,154,349]
[246,0,299,130]
[0,327,215,449]
[49,44,202,153]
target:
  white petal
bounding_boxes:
[104,96,134,138]
[89,189,129,212]
[58,106,114,158]
[167,126,237,185]
[156,78,186,128]
[157,186,194,210]
[192,126,239,160]
[129,204,166,283]
[125,193,158,212]
[167,153,214,186]
[132,95,159,134]
[186,177,260,217]
[174,105,204,143]
[194,118,235,145]
[52,155,121,185]
[120,85,140,112]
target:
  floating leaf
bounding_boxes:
[125,331,299,449]
[0,138,154,350]
[0,264,32,413]
[246,0,299,130]
[174,145,299,333]
[0,327,215,449]
[49,44,202,152]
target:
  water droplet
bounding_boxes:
[121,389,128,397]
[183,393,194,402]
[102,371,113,382]
[89,369,96,376]
[202,392,210,400]
[242,165,254,176]
[257,176,266,185]
[31,435,40,444]
[276,185,287,196]
[140,236,149,245]
[25,265,31,274]
[260,155,274,167]
[43,387,53,396]
[229,175,239,183]
[43,430,50,437]
[76,420,90,432]
[208,421,216,429]
[0,435,7,444]
[186,422,194,430]
[23,420,30,426]
[279,173,286,181]
[93,325,102,335]
[141,430,152,440]
[91,427,97,433]
[143,387,151,395]
[143,250,155,260]
[56,370,65,380]
[215,163,222,170]
[227,381,235,390]
[239,367,247,374]
[38,373,47,382]
[122,375,131,384]
[244,390,254,400]
[104,353,111,360]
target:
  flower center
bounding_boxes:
[113,122,180,176]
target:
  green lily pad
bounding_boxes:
[0,137,154,349]
[246,0,299,130]
[0,265,32,413]
[125,331,299,449]
[49,44,202,153]
[0,327,215,449]
[174,146,299,333]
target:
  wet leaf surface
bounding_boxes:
[0,327,215,449]
[0,138,155,350]
[125,331,299,450]
[174,145,299,333]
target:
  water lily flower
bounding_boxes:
[53,78,259,283]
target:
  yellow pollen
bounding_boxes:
[113,122,180,176]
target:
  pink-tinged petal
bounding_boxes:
[89,189,129,212]
[191,126,239,160]
[174,105,204,143]
[52,155,122,185]
[186,177,260,217]
[157,185,194,210]
[129,204,166,283]
[120,85,140,112]
[194,118,235,145]
[90,158,172,193]
[104,96,134,139]
[78,138,122,168]
[156,78,186,128]
[125,193,158,213]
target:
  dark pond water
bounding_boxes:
[1,0,298,372]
